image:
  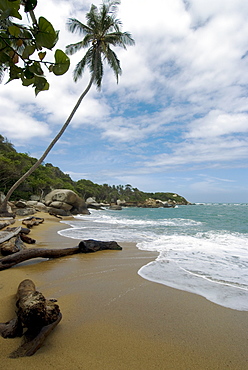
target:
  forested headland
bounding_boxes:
[0,136,189,205]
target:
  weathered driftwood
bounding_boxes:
[0,279,61,358]
[0,234,26,256]
[0,240,122,270]
[0,226,22,244]
[3,226,35,244]
[22,216,44,228]
[0,317,22,338]
[19,233,36,244]
[49,212,63,219]
[16,279,60,329]
[78,239,122,253]
[9,312,62,358]
[6,226,31,235]
[0,247,80,270]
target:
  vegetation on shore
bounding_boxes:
[0,135,189,205]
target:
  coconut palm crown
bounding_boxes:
[66,0,135,89]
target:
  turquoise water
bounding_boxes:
[59,204,248,311]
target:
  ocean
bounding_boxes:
[58,203,248,311]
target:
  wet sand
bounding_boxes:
[1,212,248,369]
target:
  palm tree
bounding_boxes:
[0,1,134,213]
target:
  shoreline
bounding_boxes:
[1,212,248,369]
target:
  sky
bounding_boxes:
[1,0,248,203]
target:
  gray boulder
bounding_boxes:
[109,204,122,210]
[15,208,36,216]
[44,189,89,215]
[49,201,73,211]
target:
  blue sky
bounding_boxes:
[1,0,248,203]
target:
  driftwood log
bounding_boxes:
[0,234,26,256]
[0,279,61,358]
[22,216,44,228]
[0,226,22,244]
[0,240,122,270]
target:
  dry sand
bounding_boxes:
[0,212,248,369]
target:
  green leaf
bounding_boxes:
[34,75,47,90]
[8,64,22,81]
[24,67,34,79]
[21,29,33,40]
[35,80,49,95]
[22,76,34,86]
[8,25,20,37]
[35,17,58,49]
[24,0,37,12]
[52,49,70,75]
[29,61,43,76]
[22,45,35,59]
[0,51,10,63]
[0,0,22,20]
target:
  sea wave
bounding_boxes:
[58,205,248,310]
[137,231,248,311]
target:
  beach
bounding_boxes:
[1,212,248,369]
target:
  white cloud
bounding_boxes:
[186,111,248,138]
[1,0,248,202]
[0,95,51,142]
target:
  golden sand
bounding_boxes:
[0,212,248,369]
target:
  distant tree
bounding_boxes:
[0,0,134,212]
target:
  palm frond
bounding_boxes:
[73,47,94,82]
[92,50,103,90]
[104,46,121,82]
[67,18,92,36]
[66,40,86,55]
[86,4,99,31]
[104,32,135,49]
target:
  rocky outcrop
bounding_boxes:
[109,204,122,210]
[44,189,89,215]
[137,198,175,208]
[86,197,108,210]
[4,189,90,216]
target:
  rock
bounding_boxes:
[15,200,27,208]
[138,198,175,208]
[26,201,38,207]
[47,207,71,217]
[30,195,40,201]
[0,218,15,230]
[44,189,89,215]
[49,201,72,211]
[86,197,106,210]
[109,204,122,210]
[15,208,36,216]
[35,202,48,212]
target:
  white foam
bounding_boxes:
[137,232,248,311]
[58,205,248,311]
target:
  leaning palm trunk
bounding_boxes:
[0,75,94,213]
[0,1,134,213]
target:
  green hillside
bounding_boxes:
[0,136,189,205]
